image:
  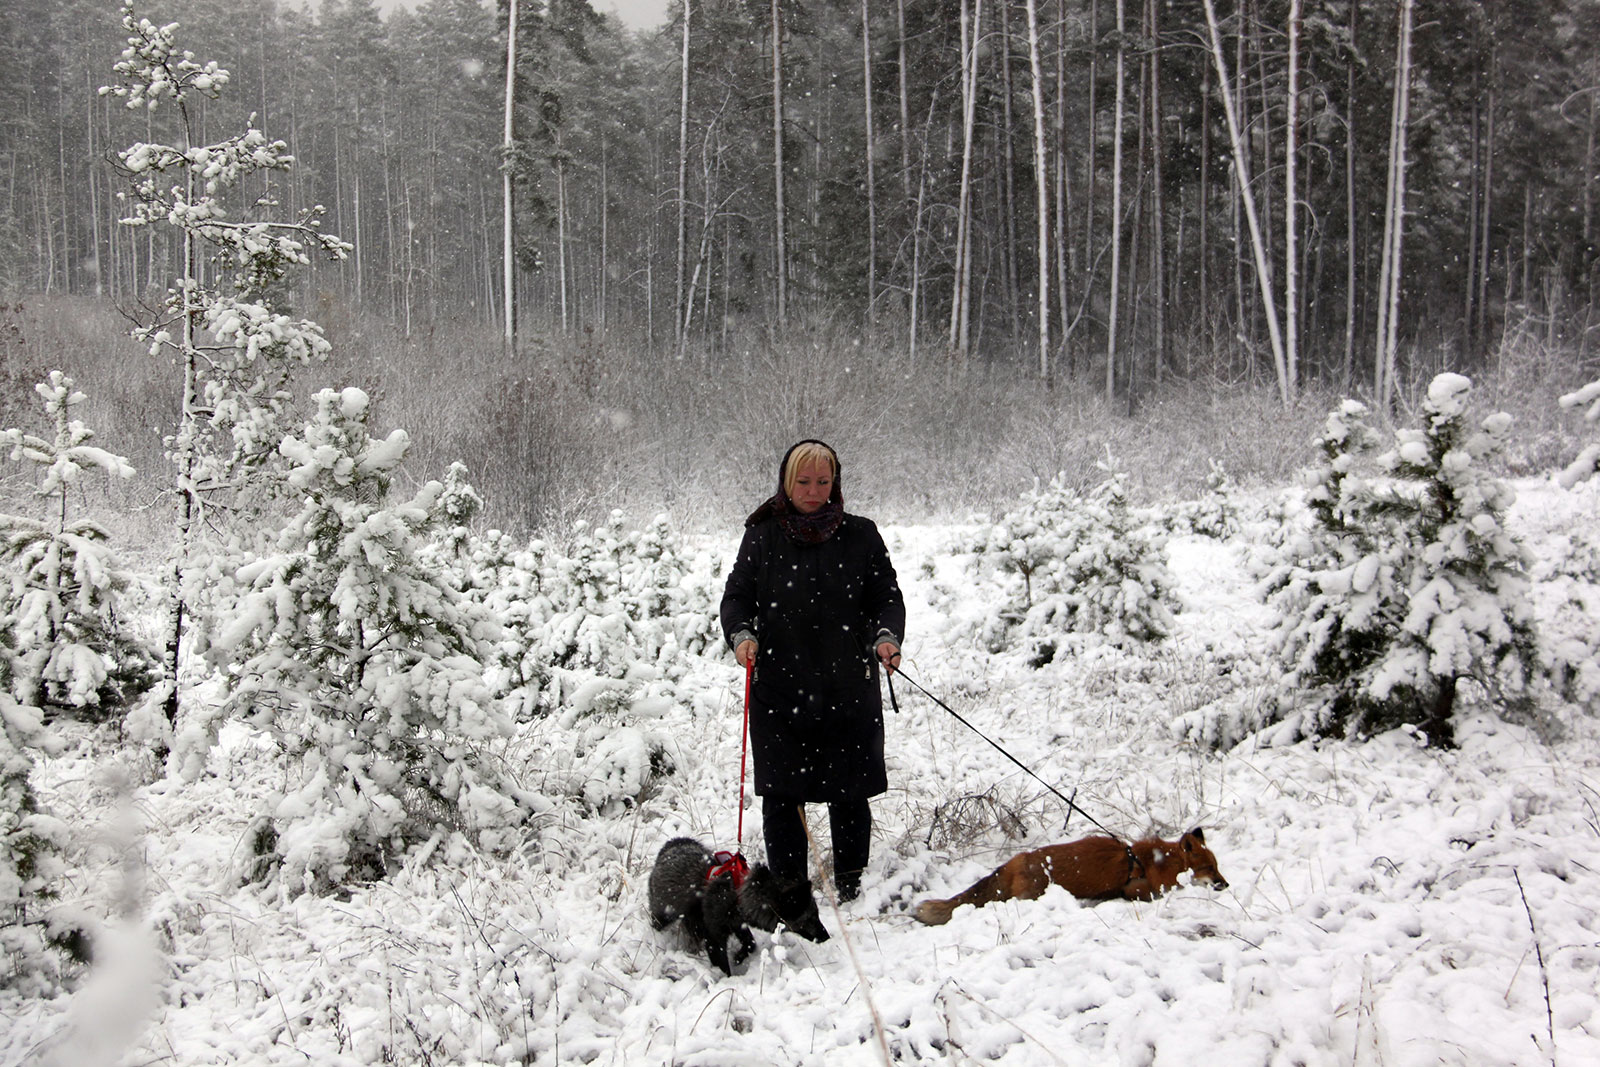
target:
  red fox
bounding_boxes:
[913,828,1228,926]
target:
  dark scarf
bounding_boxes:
[745,439,845,544]
[747,491,844,544]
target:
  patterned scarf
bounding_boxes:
[747,492,844,544]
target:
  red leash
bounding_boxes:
[707,659,756,890]
[737,657,752,847]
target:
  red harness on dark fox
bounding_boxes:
[707,849,749,890]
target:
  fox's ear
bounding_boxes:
[1187,827,1206,844]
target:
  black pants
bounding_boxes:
[762,793,871,885]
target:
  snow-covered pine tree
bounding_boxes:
[100,1,348,725]
[976,466,1177,661]
[0,373,158,714]
[1557,377,1600,488]
[0,645,78,994]
[1267,373,1540,747]
[210,388,520,894]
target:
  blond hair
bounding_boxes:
[782,441,839,498]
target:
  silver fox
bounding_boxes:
[647,837,828,975]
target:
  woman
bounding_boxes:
[720,440,906,918]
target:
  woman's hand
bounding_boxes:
[876,640,902,674]
[735,639,758,669]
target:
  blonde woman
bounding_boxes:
[720,440,905,921]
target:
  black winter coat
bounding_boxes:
[720,514,906,801]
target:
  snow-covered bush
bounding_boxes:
[0,373,159,714]
[209,388,523,894]
[0,645,76,994]
[1556,377,1600,487]
[1160,460,1242,539]
[461,512,718,812]
[972,470,1178,661]
[1264,374,1542,747]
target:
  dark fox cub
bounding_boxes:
[648,837,829,975]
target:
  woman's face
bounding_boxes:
[788,457,835,514]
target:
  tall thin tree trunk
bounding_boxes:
[1053,2,1073,369]
[862,0,878,324]
[1104,0,1126,400]
[502,0,519,350]
[1199,59,1211,358]
[1285,0,1301,394]
[771,0,789,327]
[1477,77,1495,346]
[998,1,1021,341]
[949,0,982,367]
[1343,0,1357,387]
[1465,57,1480,356]
[1148,0,1166,385]
[896,0,912,204]
[1025,0,1051,383]
[1202,0,1290,405]
[1375,0,1415,410]
[556,148,569,333]
[675,0,691,352]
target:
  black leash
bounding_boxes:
[886,665,1132,847]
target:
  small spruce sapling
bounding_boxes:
[976,464,1177,660]
[0,373,158,713]
[212,388,520,894]
[1268,374,1540,747]
[0,643,77,994]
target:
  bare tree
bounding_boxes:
[675,0,691,353]
[1104,0,1126,399]
[1202,0,1290,406]
[861,0,878,323]
[502,0,520,350]
[1025,0,1051,381]
[1285,0,1301,394]
[1374,0,1415,410]
[771,0,789,327]
[948,0,983,367]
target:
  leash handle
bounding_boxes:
[737,658,753,848]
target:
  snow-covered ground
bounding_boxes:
[5,477,1599,1067]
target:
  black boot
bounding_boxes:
[775,877,830,943]
[835,869,862,903]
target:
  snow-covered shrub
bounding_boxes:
[1556,377,1600,487]
[973,470,1177,661]
[0,646,76,994]
[209,388,523,894]
[460,512,717,812]
[1160,460,1242,539]
[1264,374,1542,747]
[0,373,159,714]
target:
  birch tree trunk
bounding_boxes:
[1148,0,1166,385]
[1201,0,1290,406]
[1104,0,1126,400]
[861,0,878,323]
[1375,0,1415,410]
[1284,0,1301,394]
[896,0,911,206]
[1025,0,1051,382]
[771,0,789,327]
[948,0,982,366]
[501,0,519,350]
[675,0,690,352]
